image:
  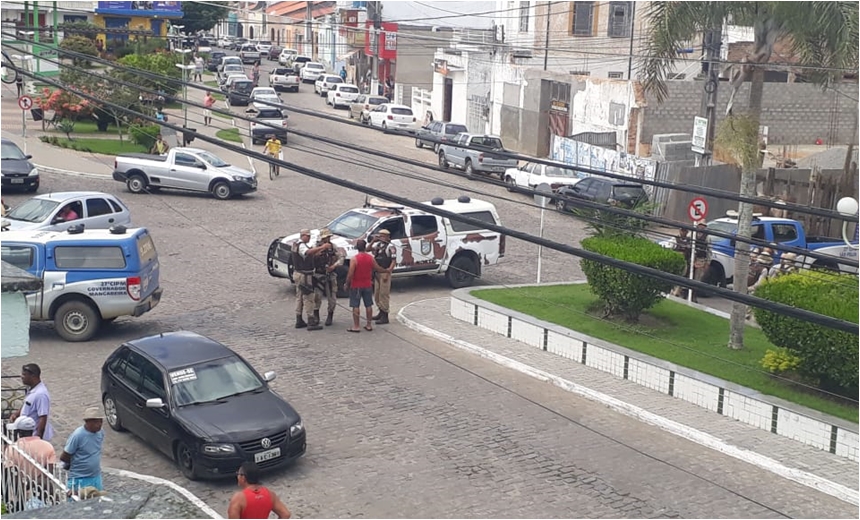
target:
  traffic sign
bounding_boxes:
[534,182,553,209]
[17,95,33,111]
[691,116,708,154]
[688,197,708,222]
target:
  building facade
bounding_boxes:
[93,1,182,49]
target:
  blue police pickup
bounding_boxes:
[0,226,163,342]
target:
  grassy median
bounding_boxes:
[216,128,243,143]
[43,137,146,155]
[473,284,858,422]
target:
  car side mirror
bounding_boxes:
[195,163,206,169]
[146,398,165,408]
[263,371,276,382]
[24,154,32,160]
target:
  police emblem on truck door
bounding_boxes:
[420,240,432,257]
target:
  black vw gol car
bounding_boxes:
[101,331,306,480]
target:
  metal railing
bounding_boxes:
[1,425,79,514]
[0,376,26,421]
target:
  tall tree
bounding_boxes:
[639,1,859,350]
[181,1,230,34]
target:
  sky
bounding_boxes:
[379,1,498,29]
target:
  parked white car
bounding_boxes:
[367,103,418,132]
[326,84,360,108]
[314,74,343,96]
[250,87,280,103]
[502,162,586,191]
[255,40,273,54]
[269,67,300,92]
[3,191,132,232]
[300,62,325,82]
[278,48,298,66]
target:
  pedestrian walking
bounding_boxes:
[193,54,205,82]
[252,61,261,87]
[227,462,292,519]
[339,65,347,81]
[60,407,105,493]
[369,229,396,324]
[312,228,344,327]
[9,364,54,441]
[345,239,386,333]
[203,91,216,126]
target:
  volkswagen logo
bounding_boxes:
[261,438,272,449]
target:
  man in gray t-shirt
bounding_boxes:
[10,364,54,441]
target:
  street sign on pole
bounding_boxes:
[18,95,32,138]
[534,183,553,284]
[691,116,708,155]
[688,197,708,222]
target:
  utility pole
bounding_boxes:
[542,1,550,71]
[306,1,313,58]
[697,27,722,167]
[369,1,382,95]
[626,2,636,79]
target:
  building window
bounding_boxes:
[607,2,632,38]
[570,2,594,36]
[608,71,624,79]
[518,1,530,33]
[569,70,591,76]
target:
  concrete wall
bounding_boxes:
[655,161,742,222]
[395,30,451,108]
[643,81,860,147]
[1,292,30,359]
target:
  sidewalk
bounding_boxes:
[397,297,859,506]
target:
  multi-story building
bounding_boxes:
[93,1,182,49]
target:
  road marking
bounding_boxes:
[103,467,222,518]
[397,300,860,507]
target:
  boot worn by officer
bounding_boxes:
[372,312,381,320]
[307,316,323,331]
[295,315,307,329]
[325,311,334,326]
[374,311,389,324]
[313,310,320,324]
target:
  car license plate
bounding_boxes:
[492,167,505,172]
[254,447,281,463]
[11,178,24,184]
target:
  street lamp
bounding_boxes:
[836,197,859,249]
[175,62,196,135]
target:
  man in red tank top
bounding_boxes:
[345,239,386,332]
[228,462,292,519]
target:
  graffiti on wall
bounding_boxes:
[551,135,657,191]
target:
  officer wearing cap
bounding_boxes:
[293,229,333,331]
[368,229,396,324]
[312,228,344,327]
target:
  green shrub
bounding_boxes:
[573,199,657,239]
[581,236,686,322]
[117,53,181,96]
[129,124,160,149]
[760,347,802,374]
[753,271,859,395]
[59,35,98,66]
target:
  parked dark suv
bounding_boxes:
[227,80,254,106]
[554,177,648,212]
[415,121,469,152]
[206,51,226,71]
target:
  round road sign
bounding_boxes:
[18,95,33,111]
[688,197,708,222]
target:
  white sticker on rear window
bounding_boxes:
[169,368,197,384]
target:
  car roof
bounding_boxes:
[336,83,358,89]
[2,227,148,244]
[28,191,119,202]
[353,197,497,219]
[126,331,236,371]
[321,74,341,79]
[711,216,793,224]
[2,137,22,145]
[382,103,412,110]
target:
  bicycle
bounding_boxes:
[268,154,279,180]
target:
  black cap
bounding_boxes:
[22,364,41,377]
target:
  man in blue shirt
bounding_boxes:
[9,364,54,441]
[60,407,105,493]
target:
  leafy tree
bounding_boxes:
[639,1,859,350]
[117,53,182,96]
[58,21,101,41]
[59,35,98,66]
[180,1,229,34]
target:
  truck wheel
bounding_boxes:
[446,255,478,288]
[465,160,474,179]
[438,152,449,169]
[505,176,516,191]
[212,181,232,200]
[266,238,281,277]
[127,174,147,194]
[55,300,101,342]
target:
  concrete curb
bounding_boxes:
[102,467,222,519]
[396,300,860,507]
[36,164,112,179]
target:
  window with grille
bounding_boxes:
[570,2,595,36]
[608,71,624,79]
[607,2,632,38]
[518,1,530,33]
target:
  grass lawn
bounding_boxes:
[212,109,233,120]
[203,81,226,101]
[216,128,242,143]
[473,284,858,423]
[45,120,126,135]
[51,138,147,155]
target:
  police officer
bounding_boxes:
[292,229,332,331]
[368,229,396,324]
[312,228,344,327]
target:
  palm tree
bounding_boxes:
[639,1,858,350]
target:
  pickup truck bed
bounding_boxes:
[120,153,166,162]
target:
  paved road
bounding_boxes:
[2,67,853,518]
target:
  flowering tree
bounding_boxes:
[35,88,93,139]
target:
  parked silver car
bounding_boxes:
[112,148,257,200]
[2,191,132,232]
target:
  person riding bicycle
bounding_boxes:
[264,134,282,176]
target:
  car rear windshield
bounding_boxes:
[340,86,359,93]
[448,210,498,232]
[391,108,413,116]
[171,356,264,406]
[613,186,646,199]
[257,109,283,119]
[445,125,468,135]
[473,137,503,149]
[242,46,257,51]
[297,58,313,63]
[327,210,378,239]
[259,41,272,46]
[274,68,292,75]
[368,97,387,105]
[545,166,578,178]
[137,232,158,265]
[328,77,343,83]
[234,81,253,90]
[54,246,127,269]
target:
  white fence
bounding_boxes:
[1,426,79,514]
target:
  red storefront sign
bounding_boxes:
[365,21,397,60]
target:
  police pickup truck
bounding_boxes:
[1,226,162,342]
[266,196,505,295]
[437,134,519,179]
[668,213,859,286]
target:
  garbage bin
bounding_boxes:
[30,108,44,121]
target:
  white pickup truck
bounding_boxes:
[269,67,300,93]
[112,148,257,200]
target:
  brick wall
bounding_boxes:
[642,81,859,147]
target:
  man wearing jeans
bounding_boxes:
[345,239,385,333]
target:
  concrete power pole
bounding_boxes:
[697,27,722,166]
[306,1,314,59]
[369,1,382,94]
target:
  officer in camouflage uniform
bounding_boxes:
[368,229,397,324]
[292,229,331,331]
[312,228,344,327]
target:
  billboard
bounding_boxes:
[96,2,182,16]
